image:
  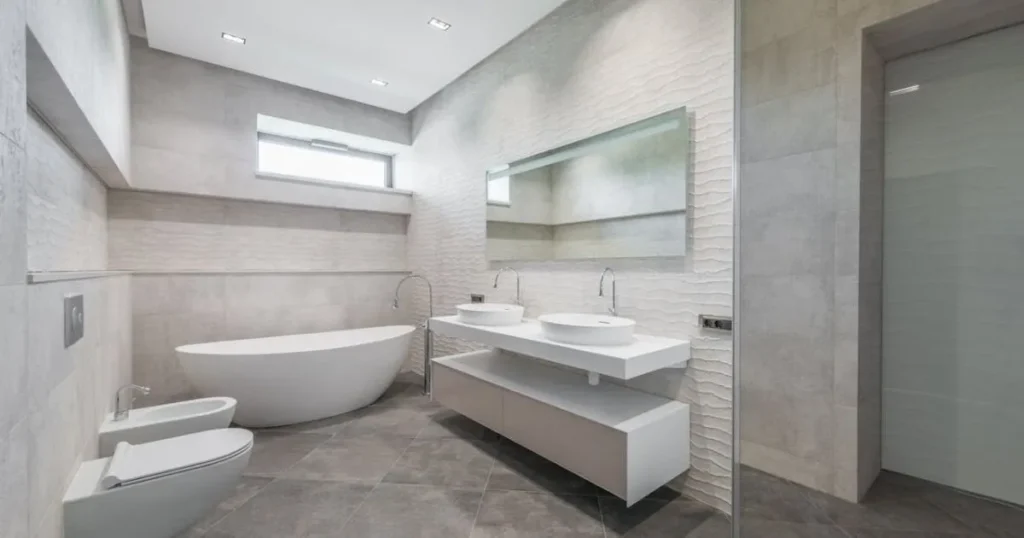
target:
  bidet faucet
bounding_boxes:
[113,384,151,421]
[599,267,618,316]
[392,275,434,394]
[493,267,522,306]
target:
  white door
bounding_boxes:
[883,23,1024,505]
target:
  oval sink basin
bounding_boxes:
[538,313,636,346]
[457,303,525,326]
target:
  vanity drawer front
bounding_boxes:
[432,355,504,433]
[502,390,627,498]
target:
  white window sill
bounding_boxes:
[256,172,413,196]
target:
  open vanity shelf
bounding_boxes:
[432,349,690,506]
[429,316,690,380]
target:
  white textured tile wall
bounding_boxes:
[108,190,408,272]
[403,0,734,511]
[26,0,130,180]
[26,113,107,272]
[131,273,413,404]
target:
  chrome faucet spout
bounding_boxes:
[599,267,618,316]
[493,267,522,306]
[392,274,435,395]
[113,384,151,422]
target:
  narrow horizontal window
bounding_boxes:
[487,176,510,205]
[257,133,392,189]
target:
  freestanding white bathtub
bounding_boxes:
[176,326,416,428]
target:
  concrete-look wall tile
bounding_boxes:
[131,274,226,316]
[832,404,858,478]
[741,440,834,492]
[0,417,29,538]
[742,0,836,52]
[833,275,859,407]
[740,385,835,466]
[740,149,836,278]
[26,113,108,272]
[742,22,837,107]
[0,285,28,432]
[740,84,837,163]
[740,274,834,395]
[0,0,26,148]
[128,145,227,196]
[27,374,80,535]
[0,136,27,285]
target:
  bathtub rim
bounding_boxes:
[175,325,416,356]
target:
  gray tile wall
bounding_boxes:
[3,3,136,538]
[26,0,130,181]
[737,0,944,501]
[129,40,411,210]
[403,0,734,512]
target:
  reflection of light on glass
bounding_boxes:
[889,84,920,96]
[487,176,510,205]
[258,139,389,188]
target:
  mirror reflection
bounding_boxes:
[486,108,689,262]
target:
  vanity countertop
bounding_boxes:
[429,315,689,379]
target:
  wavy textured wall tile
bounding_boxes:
[402,0,734,512]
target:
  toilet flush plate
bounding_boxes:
[64,294,84,348]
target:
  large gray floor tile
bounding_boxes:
[820,494,971,534]
[471,490,604,538]
[342,483,482,538]
[487,441,601,496]
[335,403,437,436]
[373,371,428,406]
[739,467,833,524]
[417,408,502,442]
[203,479,372,538]
[842,530,973,538]
[185,476,273,534]
[601,497,717,537]
[738,521,849,538]
[687,514,732,538]
[921,487,1024,538]
[382,438,495,489]
[243,432,331,477]
[283,432,414,484]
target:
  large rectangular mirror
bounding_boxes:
[485,107,689,262]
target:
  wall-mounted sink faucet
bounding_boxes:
[493,267,522,306]
[599,267,618,316]
[393,274,434,394]
[113,384,151,421]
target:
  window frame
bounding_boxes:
[256,132,395,189]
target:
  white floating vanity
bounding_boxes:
[429,315,691,506]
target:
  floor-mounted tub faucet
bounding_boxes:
[113,384,151,421]
[493,267,522,306]
[392,274,434,395]
[599,267,618,316]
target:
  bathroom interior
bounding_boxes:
[1,0,1023,537]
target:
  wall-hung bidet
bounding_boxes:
[98,396,237,457]
[393,274,435,394]
[63,428,253,538]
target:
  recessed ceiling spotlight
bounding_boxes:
[370,79,389,87]
[428,18,452,31]
[221,32,246,44]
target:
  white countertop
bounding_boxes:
[429,316,689,379]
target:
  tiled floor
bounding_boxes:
[179,371,1024,537]
[180,372,729,538]
[740,466,1024,538]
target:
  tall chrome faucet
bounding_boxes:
[599,267,618,316]
[113,384,151,421]
[493,267,522,306]
[392,274,434,394]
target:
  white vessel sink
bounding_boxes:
[456,303,525,326]
[98,397,236,457]
[538,313,636,346]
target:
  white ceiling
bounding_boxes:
[136,0,568,113]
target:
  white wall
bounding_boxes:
[404,0,733,511]
[883,23,1024,505]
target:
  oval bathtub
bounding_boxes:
[176,326,416,428]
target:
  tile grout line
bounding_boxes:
[336,421,427,533]
[468,456,497,538]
